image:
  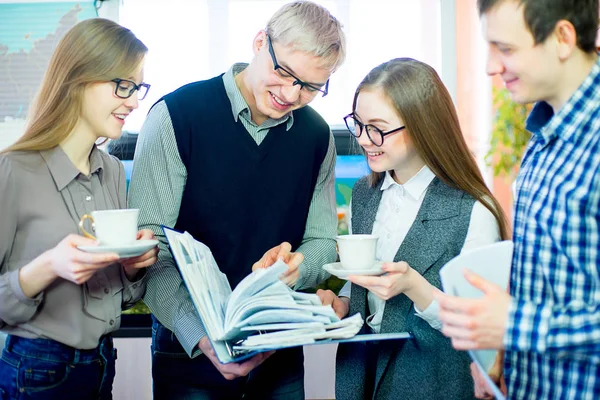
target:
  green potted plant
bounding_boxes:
[485,86,532,179]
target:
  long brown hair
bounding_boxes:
[2,18,147,154]
[354,58,510,239]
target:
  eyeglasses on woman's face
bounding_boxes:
[111,78,151,100]
[266,34,329,97]
[343,113,405,147]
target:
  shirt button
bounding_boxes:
[85,195,92,201]
[132,284,138,289]
[387,234,391,239]
[109,319,115,326]
[104,288,110,294]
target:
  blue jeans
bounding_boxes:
[151,317,304,400]
[0,335,116,400]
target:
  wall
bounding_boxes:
[455,0,514,224]
[113,338,339,400]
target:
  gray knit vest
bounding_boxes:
[336,175,477,400]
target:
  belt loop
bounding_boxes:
[73,348,81,364]
[4,334,14,351]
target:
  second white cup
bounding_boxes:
[336,234,378,270]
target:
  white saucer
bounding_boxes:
[323,262,385,279]
[77,239,159,258]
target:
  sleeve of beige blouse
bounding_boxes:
[0,156,43,327]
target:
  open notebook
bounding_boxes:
[440,240,513,400]
[162,227,411,363]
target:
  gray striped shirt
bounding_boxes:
[128,63,337,357]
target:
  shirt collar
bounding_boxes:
[39,145,104,191]
[526,55,600,144]
[223,63,294,131]
[380,165,435,200]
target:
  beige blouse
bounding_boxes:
[0,145,145,349]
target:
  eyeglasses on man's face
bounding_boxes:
[111,78,151,100]
[266,34,329,97]
[343,113,406,147]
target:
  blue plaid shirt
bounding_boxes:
[504,56,600,399]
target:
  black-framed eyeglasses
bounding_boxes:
[343,113,406,147]
[266,34,329,97]
[111,78,151,100]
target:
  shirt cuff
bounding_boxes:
[173,310,208,358]
[10,269,43,306]
[293,262,312,291]
[504,297,551,353]
[338,280,351,298]
[120,267,148,307]
[414,300,443,331]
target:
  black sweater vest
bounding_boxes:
[161,75,329,287]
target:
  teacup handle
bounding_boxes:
[79,214,97,241]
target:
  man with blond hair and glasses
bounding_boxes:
[128,1,345,398]
[435,0,600,399]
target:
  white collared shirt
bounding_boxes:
[339,166,501,332]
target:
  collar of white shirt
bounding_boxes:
[380,166,436,200]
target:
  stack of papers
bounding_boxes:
[163,227,410,363]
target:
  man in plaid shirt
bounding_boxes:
[435,0,600,398]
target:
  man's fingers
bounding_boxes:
[442,321,475,340]
[276,242,292,261]
[436,292,475,315]
[280,273,296,287]
[316,289,333,306]
[470,363,494,399]
[450,336,478,350]
[252,250,276,271]
[463,269,501,295]
[220,352,270,379]
[282,252,304,277]
[288,252,304,268]
[332,298,348,319]
[438,306,477,327]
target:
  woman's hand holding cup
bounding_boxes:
[46,234,120,285]
[120,229,159,280]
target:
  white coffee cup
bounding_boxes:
[336,234,378,270]
[79,209,139,246]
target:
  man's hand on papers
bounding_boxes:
[471,351,507,399]
[252,242,304,287]
[435,269,510,350]
[316,289,350,319]
[198,336,274,380]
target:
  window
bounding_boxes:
[119,0,443,132]
[0,1,97,149]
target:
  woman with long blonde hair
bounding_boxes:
[0,18,157,399]
[318,58,509,400]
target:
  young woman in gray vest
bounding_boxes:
[0,19,157,399]
[318,58,510,400]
